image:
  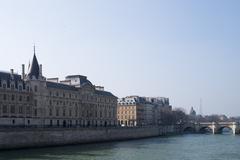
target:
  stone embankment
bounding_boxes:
[0,125,181,150]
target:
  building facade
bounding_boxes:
[117,96,172,127]
[0,52,117,127]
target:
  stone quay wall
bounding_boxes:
[0,125,180,150]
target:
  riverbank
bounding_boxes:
[0,125,181,150]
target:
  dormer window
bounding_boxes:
[19,85,23,91]
[2,83,6,89]
[10,83,15,90]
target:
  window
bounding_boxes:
[34,99,37,106]
[3,94,7,100]
[34,109,37,116]
[26,106,31,114]
[95,111,97,117]
[56,108,59,116]
[19,106,23,114]
[10,105,15,114]
[49,108,52,116]
[27,96,30,102]
[11,95,15,101]
[19,95,22,101]
[34,85,38,92]
[63,109,66,117]
[69,109,72,117]
[10,84,14,90]
[19,85,22,91]
[2,83,6,89]
[75,108,78,117]
[3,105,7,113]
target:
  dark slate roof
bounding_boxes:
[46,81,78,91]
[27,54,40,79]
[80,79,92,86]
[95,90,117,98]
[0,71,24,89]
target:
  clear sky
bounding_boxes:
[0,0,239,116]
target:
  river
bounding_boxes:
[0,133,239,160]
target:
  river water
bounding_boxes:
[0,134,239,160]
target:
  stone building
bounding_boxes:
[0,51,117,127]
[117,96,172,127]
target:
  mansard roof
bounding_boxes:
[27,54,40,79]
[0,71,24,89]
[46,81,78,91]
[95,90,117,98]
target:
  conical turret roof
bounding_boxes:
[27,53,40,79]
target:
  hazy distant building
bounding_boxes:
[0,50,117,127]
[189,107,197,116]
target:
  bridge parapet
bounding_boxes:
[182,121,240,135]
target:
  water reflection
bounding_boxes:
[0,134,240,160]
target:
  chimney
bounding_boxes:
[22,64,25,79]
[10,69,14,75]
[39,64,42,76]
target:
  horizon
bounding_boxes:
[0,0,239,117]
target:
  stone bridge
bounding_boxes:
[183,122,240,134]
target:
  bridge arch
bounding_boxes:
[198,126,213,134]
[217,126,233,134]
[183,126,195,133]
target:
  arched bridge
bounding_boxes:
[183,122,240,134]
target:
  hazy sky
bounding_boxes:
[0,0,239,116]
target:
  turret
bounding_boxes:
[26,46,44,80]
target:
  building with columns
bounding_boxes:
[0,51,117,127]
